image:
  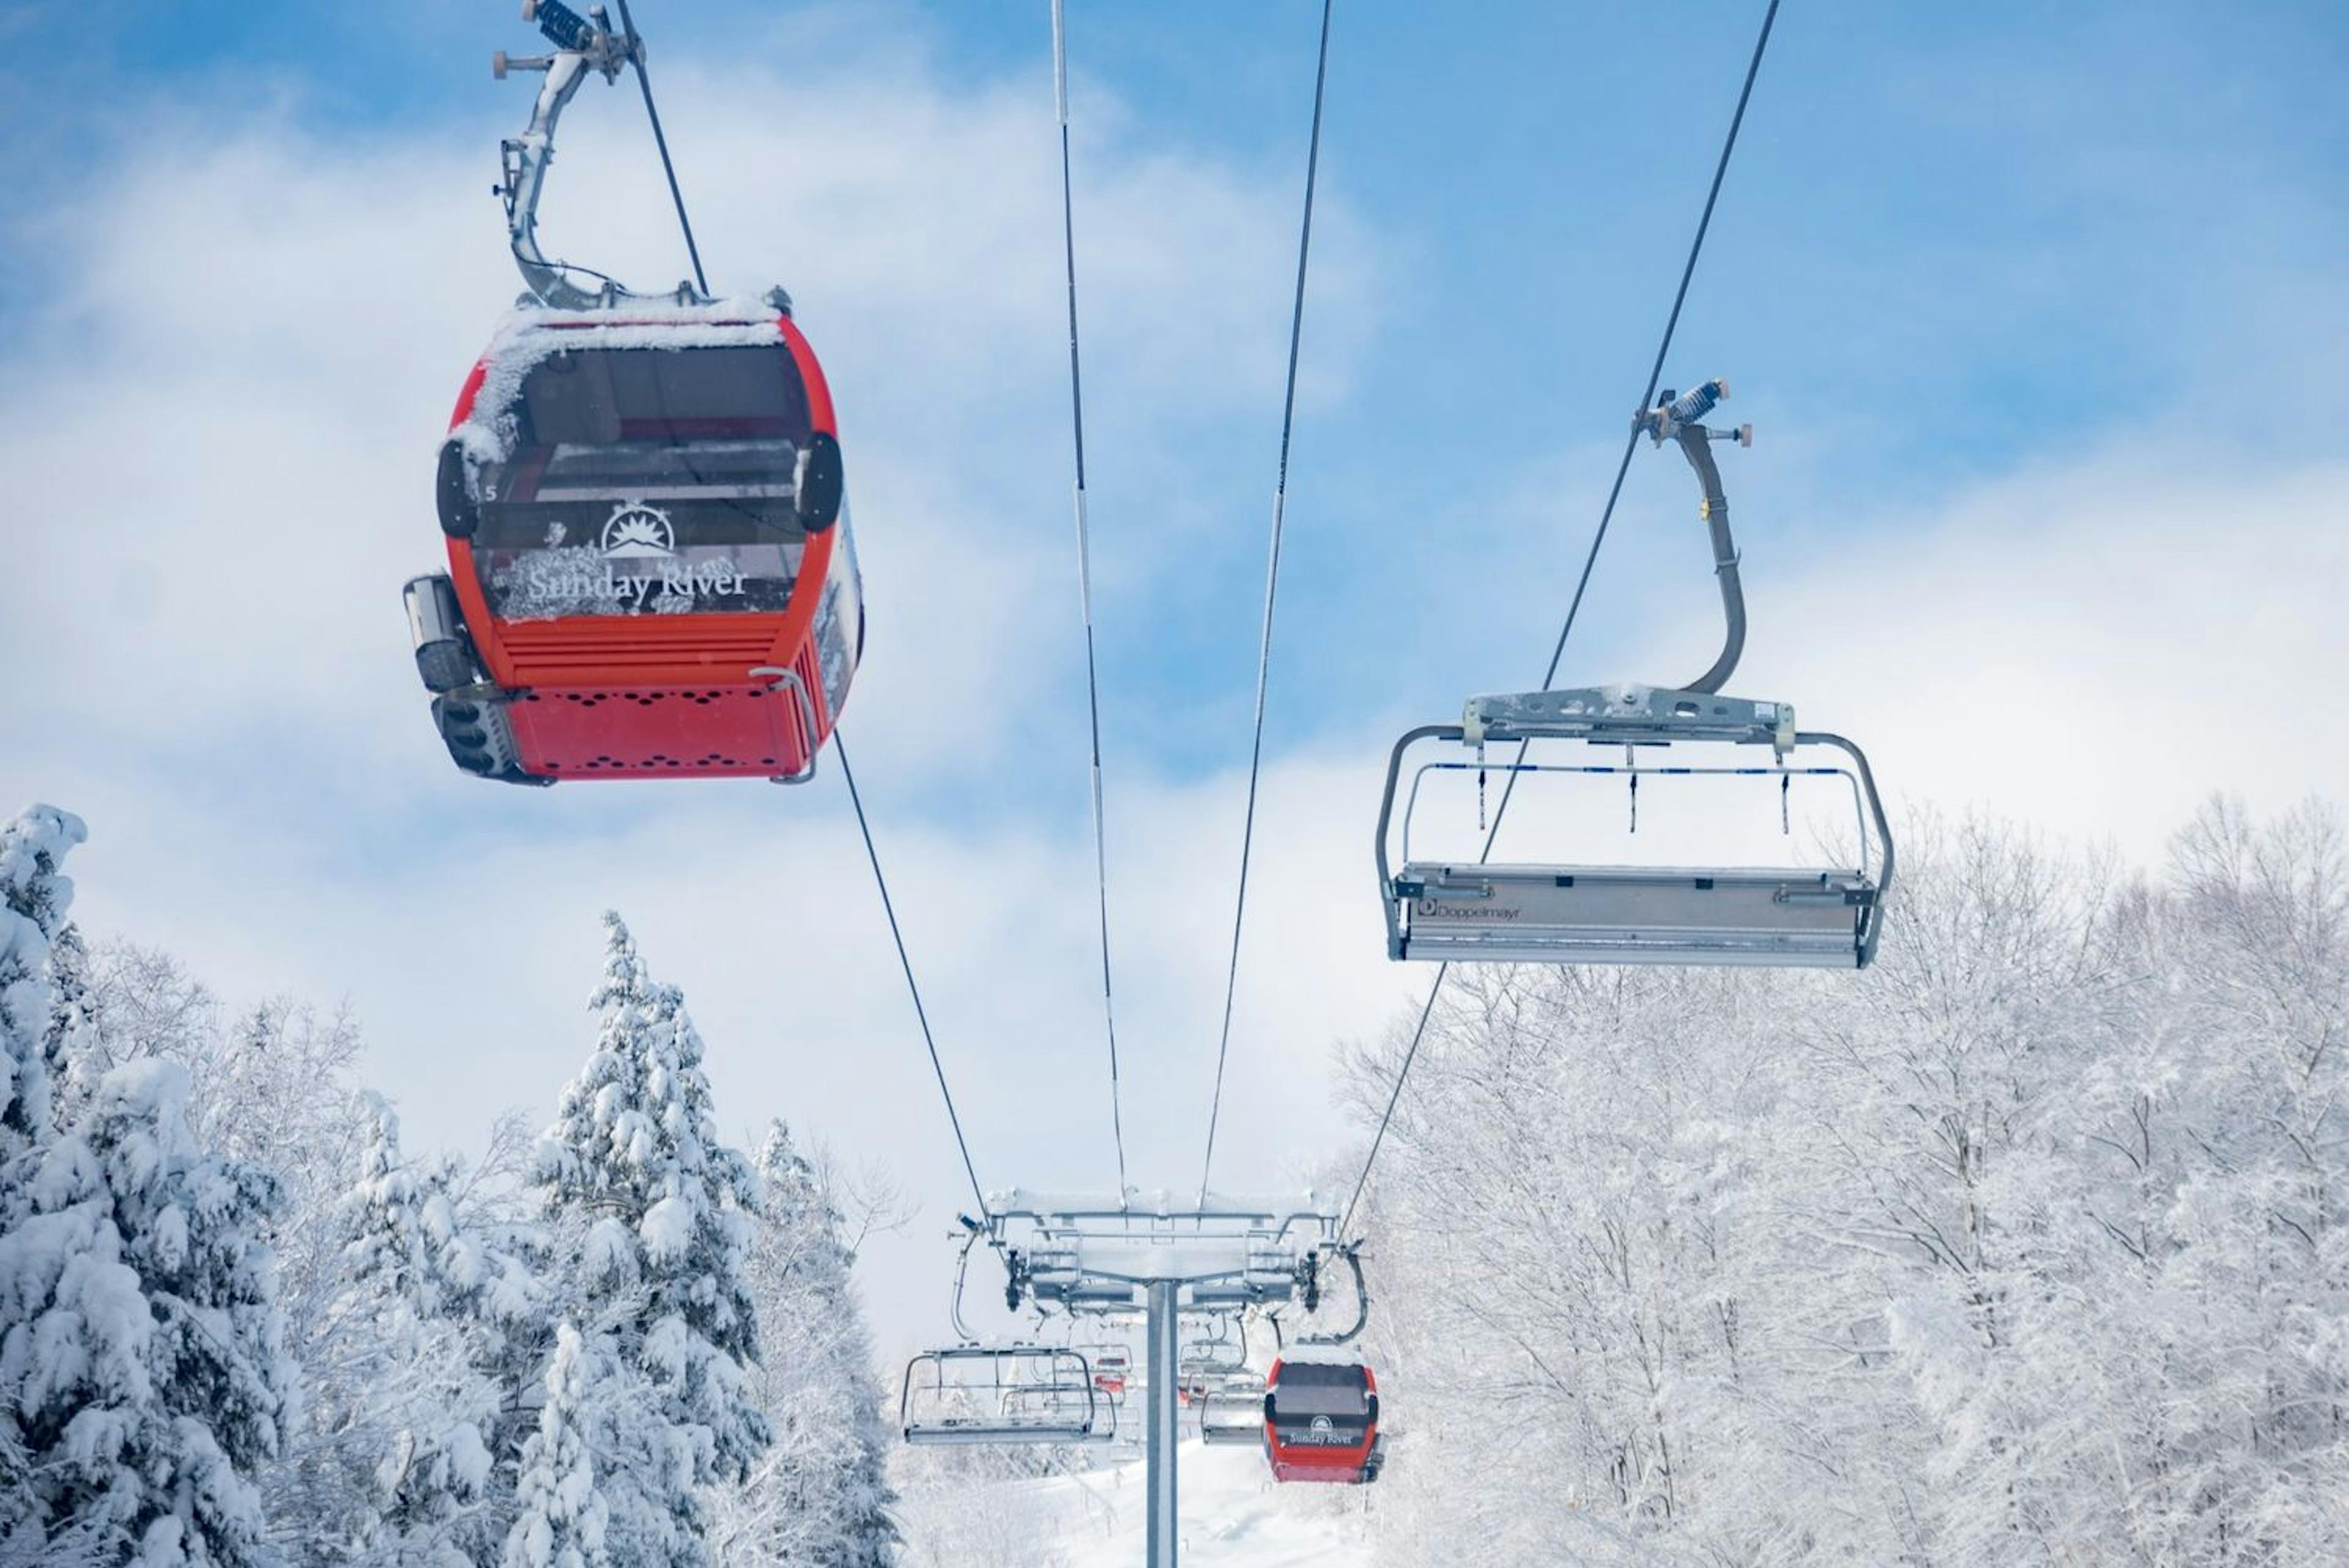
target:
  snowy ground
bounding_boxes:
[904,1441,1375,1568]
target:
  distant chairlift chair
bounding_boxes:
[1374,380,1895,970]
[1199,1372,1269,1447]
[899,1345,1101,1446]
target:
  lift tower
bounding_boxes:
[990,1191,1339,1568]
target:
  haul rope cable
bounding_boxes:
[1198,0,1338,1206]
[601,3,993,1218]
[610,0,708,295]
[839,737,993,1219]
[1052,0,1132,1202]
[1341,0,1783,1239]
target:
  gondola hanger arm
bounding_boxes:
[493,0,697,310]
[1298,1242,1370,1347]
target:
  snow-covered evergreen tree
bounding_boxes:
[40,924,96,1130]
[503,1323,612,1568]
[0,803,84,1165]
[0,803,91,1565]
[526,914,767,1566]
[710,1121,897,1567]
[0,1057,289,1566]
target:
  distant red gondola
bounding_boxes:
[404,299,861,785]
[1263,1358,1384,1484]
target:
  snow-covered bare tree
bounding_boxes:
[274,1093,522,1566]
[709,1120,897,1567]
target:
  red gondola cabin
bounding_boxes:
[404,298,861,784]
[1263,1358,1384,1484]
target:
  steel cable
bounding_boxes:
[1198,0,1338,1206]
[612,0,709,297]
[1051,0,1132,1200]
[837,735,993,1219]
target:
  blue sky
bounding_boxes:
[3,0,2345,1349]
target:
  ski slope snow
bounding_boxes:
[907,1440,1375,1568]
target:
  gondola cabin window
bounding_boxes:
[1267,1363,1371,1442]
[468,345,815,620]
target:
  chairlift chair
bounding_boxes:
[899,1345,1100,1446]
[1199,1372,1268,1447]
[1003,1378,1121,1446]
[1373,381,1894,969]
[1088,1346,1131,1397]
[1181,1324,1249,1380]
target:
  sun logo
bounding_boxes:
[600,502,676,559]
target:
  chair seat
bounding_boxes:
[1393,861,1877,968]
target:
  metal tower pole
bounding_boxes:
[1145,1279,1180,1567]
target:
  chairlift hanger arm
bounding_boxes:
[1639,377,1753,696]
[947,1224,983,1341]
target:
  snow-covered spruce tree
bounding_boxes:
[40,923,95,1131]
[0,803,84,1167]
[0,803,94,1564]
[709,1121,897,1567]
[504,1323,612,1568]
[519,914,766,1566]
[0,1057,290,1566]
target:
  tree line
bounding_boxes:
[0,804,896,1568]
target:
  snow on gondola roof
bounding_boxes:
[451,297,789,466]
